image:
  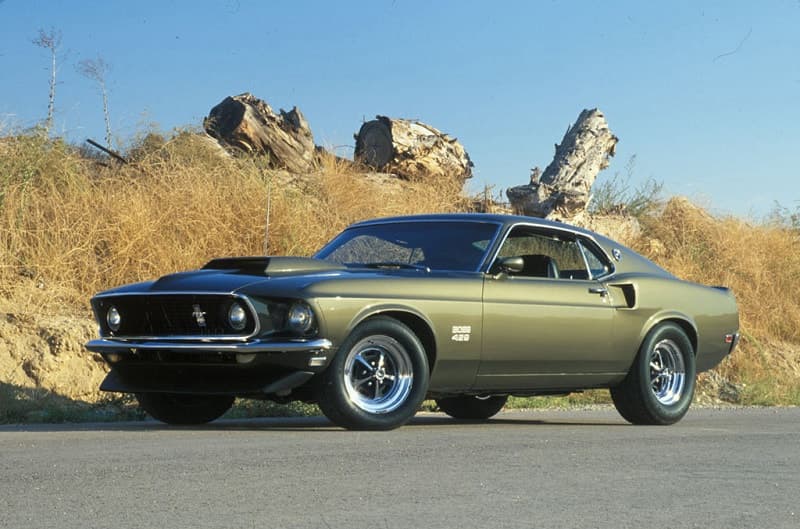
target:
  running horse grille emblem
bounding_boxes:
[191,304,207,328]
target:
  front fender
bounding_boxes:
[345,302,436,338]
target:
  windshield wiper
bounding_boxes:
[360,262,431,273]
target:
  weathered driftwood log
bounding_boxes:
[204,93,316,173]
[354,116,473,181]
[507,108,618,218]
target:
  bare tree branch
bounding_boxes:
[77,56,113,148]
[32,28,62,134]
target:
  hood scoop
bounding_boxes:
[202,256,344,276]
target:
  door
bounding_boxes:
[475,226,621,390]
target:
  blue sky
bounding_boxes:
[1,0,798,218]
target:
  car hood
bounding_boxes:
[95,257,477,299]
[97,257,348,296]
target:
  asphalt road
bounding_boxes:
[0,407,797,529]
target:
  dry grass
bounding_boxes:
[0,131,465,312]
[631,197,800,403]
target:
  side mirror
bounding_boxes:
[497,256,524,274]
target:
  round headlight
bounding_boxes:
[287,303,314,334]
[106,306,121,332]
[228,302,248,331]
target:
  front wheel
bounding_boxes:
[317,317,429,430]
[135,393,234,425]
[611,323,696,425]
[436,395,508,420]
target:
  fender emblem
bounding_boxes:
[451,325,472,342]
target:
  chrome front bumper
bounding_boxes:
[85,337,332,354]
[87,337,335,395]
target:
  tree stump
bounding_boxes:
[507,108,618,218]
[354,116,473,181]
[204,93,316,173]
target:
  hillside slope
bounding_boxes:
[1,132,797,419]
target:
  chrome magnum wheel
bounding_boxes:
[317,317,429,430]
[611,323,696,425]
[343,335,414,414]
[649,339,686,405]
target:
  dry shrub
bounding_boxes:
[632,197,800,401]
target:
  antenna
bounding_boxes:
[263,181,271,255]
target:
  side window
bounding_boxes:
[495,228,587,279]
[579,240,612,279]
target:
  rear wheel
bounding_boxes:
[135,393,234,425]
[611,323,695,425]
[436,395,508,420]
[317,317,429,430]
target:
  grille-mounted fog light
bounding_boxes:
[236,353,257,364]
[287,303,314,334]
[106,306,121,332]
[228,302,248,331]
[105,353,122,364]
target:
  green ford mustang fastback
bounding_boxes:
[86,213,739,430]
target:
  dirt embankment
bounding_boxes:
[0,310,107,402]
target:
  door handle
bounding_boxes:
[588,287,608,296]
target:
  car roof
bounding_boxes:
[345,212,672,278]
[349,212,599,238]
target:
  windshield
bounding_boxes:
[315,220,502,272]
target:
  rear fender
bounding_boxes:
[640,311,698,354]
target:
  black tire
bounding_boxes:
[135,393,234,425]
[610,323,696,425]
[436,395,508,420]
[317,316,429,430]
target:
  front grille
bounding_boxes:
[92,294,258,338]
